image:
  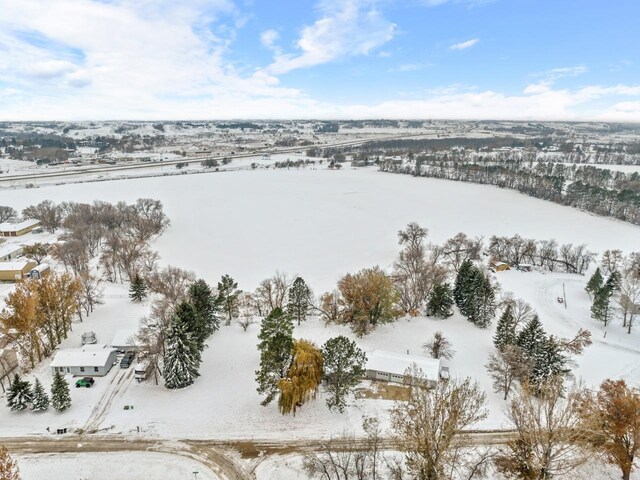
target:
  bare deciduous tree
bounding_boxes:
[0,206,17,223]
[486,345,529,400]
[423,331,455,360]
[495,377,589,480]
[391,370,488,480]
[146,266,196,305]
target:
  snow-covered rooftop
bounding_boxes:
[0,219,40,232]
[366,350,441,381]
[50,345,116,367]
[0,260,34,271]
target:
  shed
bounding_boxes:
[492,261,511,272]
[0,220,41,237]
[50,345,118,377]
[0,260,37,281]
[110,329,140,351]
[366,350,442,387]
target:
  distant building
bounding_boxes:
[491,261,511,272]
[365,350,443,387]
[0,260,37,281]
[50,345,118,377]
[0,219,41,237]
[0,244,23,261]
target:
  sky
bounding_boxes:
[0,0,638,121]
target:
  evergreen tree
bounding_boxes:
[494,304,518,351]
[530,337,568,385]
[322,336,367,413]
[31,378,49,412]
[585,268,604,298]
[0,445,20,480]
[287,277,312,325]
[51,371,71,412]
[188,279,221,338]
[454,259,473,308]
[516,316,547,359]
[591,285,613,326]
[255,308,294,406]
[173,301,204,350]
[217,274,241,325]
[129,273,147,302]
[163,316,201,389]
[426,283,454,318]
[458,266,496,328]
[6,374,32,411]
[605,270,622,292]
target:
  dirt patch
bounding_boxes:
[354,381,410,401]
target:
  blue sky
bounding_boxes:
[0,0,638,120]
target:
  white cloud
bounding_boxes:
[450,38,479,50]
[265,0,396,75]
[535,65,588,81]
[260,29,279,49]
[423,0,495,7]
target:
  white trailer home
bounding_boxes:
[50,345,118,377]
[365,350,443,387]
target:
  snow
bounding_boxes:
[0,167,637,450]
[0,260,33,271]
[0,168,638,294]
[17,452,220,480]
[0,219,40,232]
[50,345,116,369]
[110,329,139,348]
[366,350,441,381]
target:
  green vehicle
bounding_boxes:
[75,377,95,388]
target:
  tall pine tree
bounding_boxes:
[426,283,454,318]
[591,285,613,326]
[494,304,518,351]
[454,259,473,307]
[188,279,221,338]
[173,301,204,350]
[322,335,367,413]
[217,274,241,325]
[163,316,201,389]
[6,374,32,411]
[517,316,547,359]
[585,268,604,298]
[287,277,312,325]
[255,308,294,406]
[51,371,71,412]
[129,273,147,302]
[31,378,49,412]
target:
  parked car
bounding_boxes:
[75,377,95,388]
[120,351,135,368]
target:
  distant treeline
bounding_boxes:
[380,156,640,226]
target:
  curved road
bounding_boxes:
[1,430,515,480]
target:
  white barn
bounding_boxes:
[50,345,117,377]
[365,350,442,387]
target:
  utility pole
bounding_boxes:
[563,282,567,309]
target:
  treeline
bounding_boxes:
[381,157,640,225]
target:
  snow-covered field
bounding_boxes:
[17,451,219,480]
[0,167,638,464]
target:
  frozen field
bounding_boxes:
[0,167,638,293]
[17,451,219,480]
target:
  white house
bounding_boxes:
[365,350,443,387]
[50,345,118,377]
[110,329,140,352]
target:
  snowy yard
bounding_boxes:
[0,166,638,443]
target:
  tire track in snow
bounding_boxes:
[82,367,135,433]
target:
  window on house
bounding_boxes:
[94,367,99,373]
[80,367,85,373]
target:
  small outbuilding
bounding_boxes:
[0,244,23,261]
[516,264,533,272]
[0,260,37,281]
[0,220,41,237]
[491,261,511,272]
[110,329,140,352]
[365,350,443,387]
[50,345,118,377]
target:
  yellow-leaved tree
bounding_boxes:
[278,339,324,416]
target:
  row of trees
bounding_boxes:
[0,272,82,368]
[304,372,640,480]
[586,250,640,333]
[255,307,367,414]
[381,153,640,225]
[5,372,70,413]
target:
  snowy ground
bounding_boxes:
[0,167,638,445]
[17,451,219,480]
